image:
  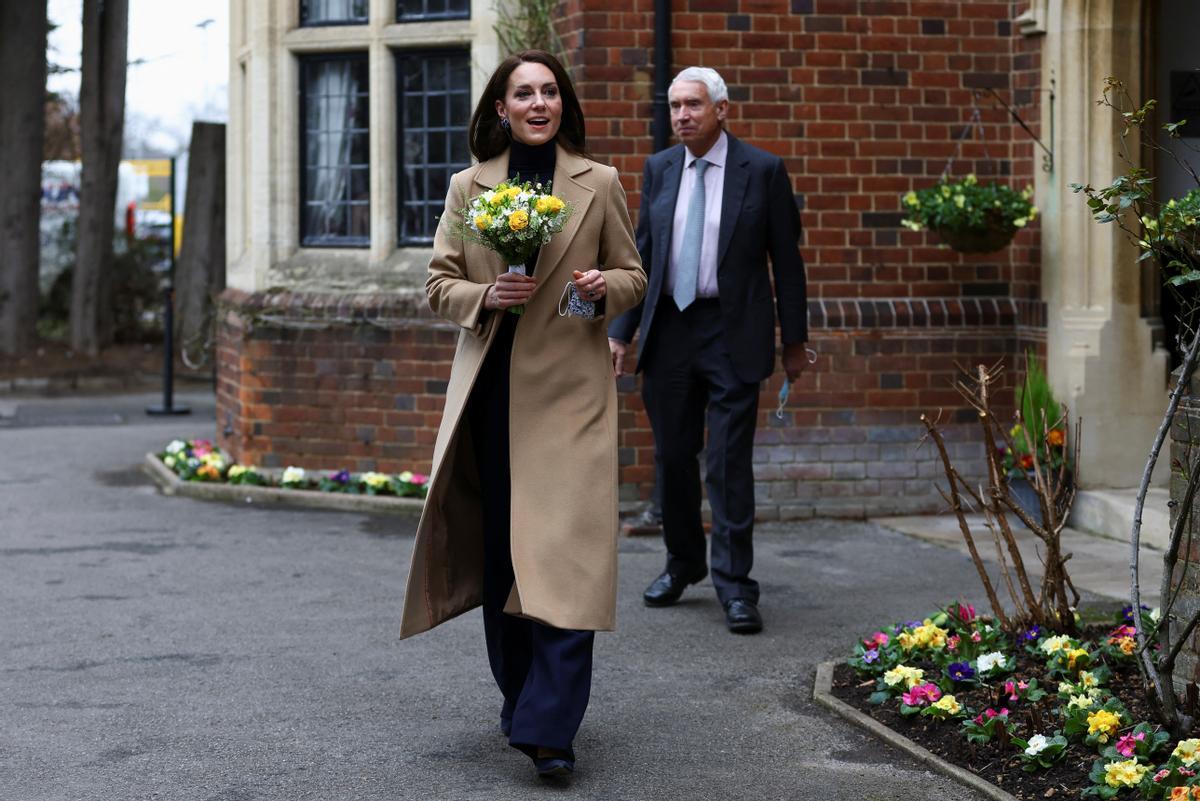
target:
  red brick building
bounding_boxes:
[219,1,1179,517]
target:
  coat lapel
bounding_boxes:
[473,152,509,191]
[716,135,750,269]
[529,146,594,295]
[652,148,684,275]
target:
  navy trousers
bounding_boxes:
[467,312,594,756]
[641,299,761,604]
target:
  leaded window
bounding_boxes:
[396,0,469,22]
[300,54,370,247]
[396,51,471,244]
[301,0,369,25]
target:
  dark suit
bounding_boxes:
[609,133,807,603]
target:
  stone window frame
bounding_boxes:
[396,0,470,23]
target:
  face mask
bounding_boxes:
[558,281,596,320]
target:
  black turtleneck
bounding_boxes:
[506,138,557,277]
[507,137,557,190]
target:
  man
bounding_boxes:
[608,67,809,634]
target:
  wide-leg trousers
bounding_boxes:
[466,312,594,756]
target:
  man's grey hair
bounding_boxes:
[670,67,728,105]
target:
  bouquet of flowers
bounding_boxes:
[456,179,572,314]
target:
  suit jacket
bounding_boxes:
[608,133,807,384]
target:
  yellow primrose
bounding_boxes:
[1087,709,1121,742]
[1029,206,1039,219]
[913,622,948,649]
[1103,759,1148,788]
[903,191,919,207]
[228,465,246,479]
[1013,218,1028,228]
[897,631,917,650]
[1066,647,1089,670]
[901,219,924,231]
[883,665,924,688]
[954,194,966,208]
[475,213,493,230]
[931,695,960,715]
[940,185,952,198]
[1067,693,1095,711]
[508,210,529,231]
[1173,738,1200,766]
[1078,670,1099,688]
[965,173,977,185]
[362,472,391,489]
[1041,635,1072,654]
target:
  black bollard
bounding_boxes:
[146,286,191,416]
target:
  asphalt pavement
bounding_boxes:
[2,389,1117,801]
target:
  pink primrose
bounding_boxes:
[970,631,982,643]
[1154,769,1170,783]
[1181,768,1196,777]
[947,634,960,651]
[1115,734,1139,757]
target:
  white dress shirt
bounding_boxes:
[667,131,727,300]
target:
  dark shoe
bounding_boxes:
[724,598,763,634]
[643,568,707,607]
[534,747,575,778]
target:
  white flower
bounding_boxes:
[1024,734,1049,756]
[1151,607,1162,624]
[166,440,187,454]
[164,455,177,468]
[282,466,306,484]
[976,651,1006,673]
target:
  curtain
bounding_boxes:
[306,60,358,240]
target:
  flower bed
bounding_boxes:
[158,439,428,499]
[830,603,1200,800]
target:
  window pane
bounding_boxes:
[300,55,370,247]
[396,0,469,22]
[396,50,472,244]
[301,0,369,25]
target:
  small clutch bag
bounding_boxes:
[558,281,596,319]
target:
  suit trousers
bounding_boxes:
[467,311,594,756]
[642,299,761,604]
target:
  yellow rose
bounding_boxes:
[535,195,565,214]
[505,186,523,200]
[508,210,529,231]
[475,213,493,230]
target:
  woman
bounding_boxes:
[399,50,646,778]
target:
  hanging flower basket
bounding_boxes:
[932,224,1018,254]
[901,175,1037,254]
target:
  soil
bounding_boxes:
[830,625,1157,801]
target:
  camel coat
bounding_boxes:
[399,146,646,638]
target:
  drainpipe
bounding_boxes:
[652,0,671,152]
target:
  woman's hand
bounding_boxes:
[485,271,538,310]
[572,269,606,301]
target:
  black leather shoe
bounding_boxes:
[643,568,707,607]
[724,598,763,634]
[533,748,575,778]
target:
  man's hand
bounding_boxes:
[782,342,810,383]
[608,338,628,377]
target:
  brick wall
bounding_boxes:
[215,1,1049,518]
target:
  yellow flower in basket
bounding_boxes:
[508,210,529,231]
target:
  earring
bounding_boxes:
[500,117,511,132]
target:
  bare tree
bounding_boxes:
[0,1,50,356]
[72,0,129,355]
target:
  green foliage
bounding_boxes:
[901,174,1037,237]
[493,0,566,64]
[1000,351,1070,479]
